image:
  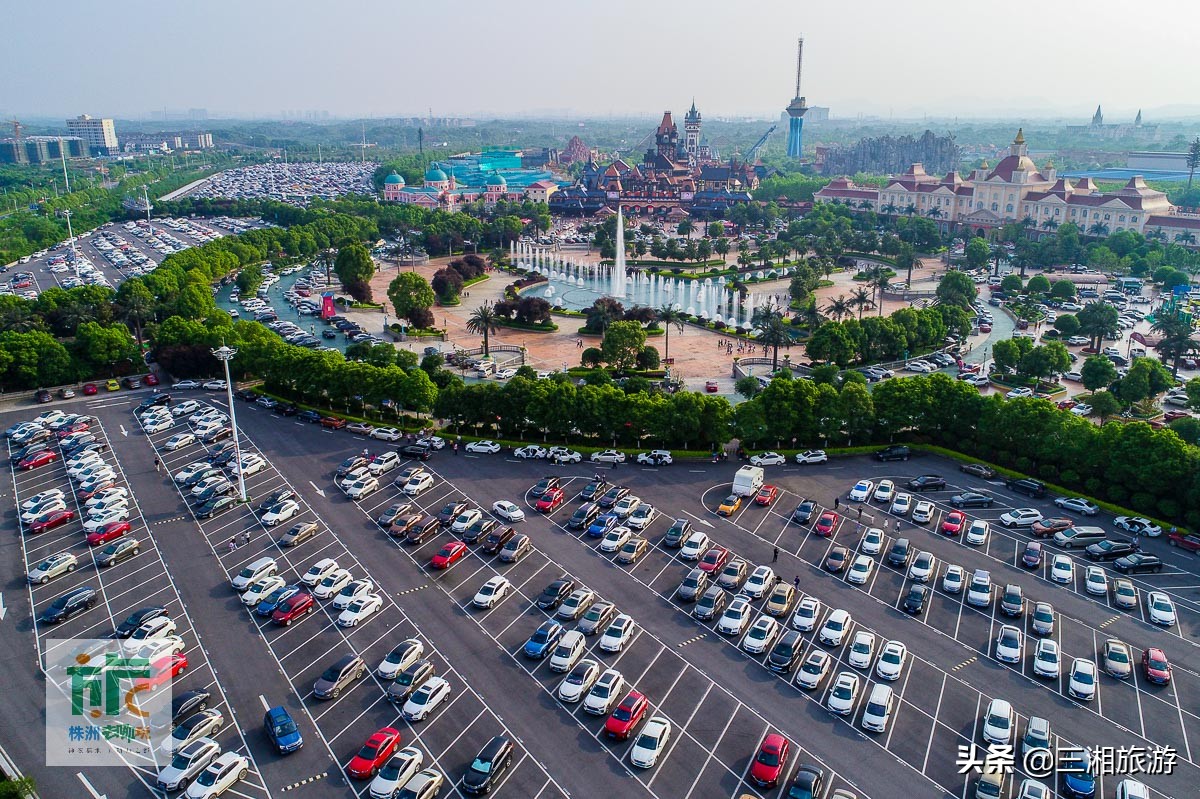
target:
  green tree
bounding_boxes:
[235,264,264,295]
[838,382,875,445]
[1026,274,1051,294]
[707,221,725,238]
[805,322,856,367]
[1089,388,1122,421]
[1076,302,1119,350]
[1000,274,1024,294]
[993,337,1033,375]
[1020,342,1071,386]
[1187,136,1200,192]
[334,243,375,287]
[735,375,762,399]
[964,237,990,269]
[174,283,218,321]
[1080,354,1118,392]
[1053,314,1080,337]
[465,302,501,356]
[601,320,647,371]
[114,279,155,345]
[75,322,139,375]
[387,272,435,324]
[655,304,686,362]
[1050,280,1077,300]
[935,270,977,308]
[1150,311,1198,376]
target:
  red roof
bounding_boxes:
[1148,214,1200,230]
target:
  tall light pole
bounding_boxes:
[211,345,248,503]
[63,209,79,280]
[142,185,154,235]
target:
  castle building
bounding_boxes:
[381,151,562,209]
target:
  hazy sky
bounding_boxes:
[5,0,1198,121]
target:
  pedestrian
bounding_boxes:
[772,546,779,563]
[361,447,369,458]
[611,460,618,470]
[228,537,237,553]
[793,575,800,590]
[1131,534,1140,550]
[857,507,863,520]
[154,458,161,473]
[834,496,840,510]
[452,443,458,455]
[241,532,251,547]
[895,519,902,533]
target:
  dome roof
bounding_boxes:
[424,167,448,183]
[383,171,404,184]
[486,172,507,186]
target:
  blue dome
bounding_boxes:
[383,171,404,184]
[487,173,507,186]
[424,167,448,183]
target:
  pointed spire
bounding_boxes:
[1013,128,1025,145]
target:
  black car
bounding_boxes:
[196,495,237,519]
[259,488,296,512]
[907,475,946,491]
[335,456,367,478]
[461,735,514,795]
[192,480,234,505]
[233,389,258,402]
[116,606,168,638]
[886,538,911,568]
[436,500,469,525]
[902,584,928,614]
[97,538,141,567]
[1085,540,1138,562]
[875,445,911,462]
[1112,553,1164,574]
[960,463,997,479]
[787,766,824,799]
[42,586,98,624]
[567,503,600,530]
[767,630,804,674]
[182,468,220,488]
[580,479,609,502]
[210,448,238,467]
[321,329,337,339]
[950,492,994,509]
[171,690,210,725]
[276,404,300,416]
[297,410,322,423]
[1006,478,1046,498]
[663,518,692,548]
[792,500,816,524]
[139,393,172,408]
[531,476,561,496]
[10,441,49,464]
[481,526,515,554]
[536,579,576,610]
[398,444,432,460]
[200,427,231,444]
[462,518,497,544]
[598,485,629,509]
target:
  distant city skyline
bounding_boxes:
[6,0,1199,122]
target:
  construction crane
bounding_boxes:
[744,125,777,162]
[350,121,377,163]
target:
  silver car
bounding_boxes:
[27,551,78,584]
[156,737,220,792]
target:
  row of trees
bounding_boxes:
[804,305,971,367]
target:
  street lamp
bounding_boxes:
[211,345,248,503]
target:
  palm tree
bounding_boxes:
[1174,231,1197,246]
[1146,228,1167,243]
[896,244,917,288]
[1151,312,1198,376]
[797,298,824,331]
[714,238,730,262]
[677,219,695,240]
[752,302,791,371]
[926,207,943,220]
[655,304,686,362]
[881,203,898,216]
[858,200,874,212]
[1040,218,1060,232]
[318,248,336,284]
[1187,136,1200,192]
[849,286,874,320]
[903,203,918,217]
[0,304,40,332]
[868,265,892,316]
[466,302,501,356]
[1087,222,1110,238]
[116,292,154,346]
[824,295,853,322]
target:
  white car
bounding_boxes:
[368,747,423,799]
[849,480,875,502]
[847,630,876,669]
[1033,638,1060,679]
[599,614,635,652]
[416,436,445,450]
[749,451,786,467]
[1084,566,1107,596]
[905,360,936,373]
[241,575,286,606]
[173,461,211,484]
[336,593,384,627]
[911,500,935,524]
[1007,387,1033,398]
[491,500,525,522]
[1114,780,1150,799]
[613,495,642,518]
[403,474,434,495]
[367,452,400,475]
[402,676,450,721]
[450,508,482,533]
[590,449,626,463]
[875,640,908,681]
[183,751,249,799]
[514,445,547,459]
[599,526,633,553]
[21,488,65,512]
[1049,554,1074,584]
[629,716,672,769]
[163,433,196,451]
[795,449,828,464]
[1114,516,1163,537]
[583,669,625,715]
[1147,591,1176,626]
[847,554,874,585]
[123,616,178,651]
[333,579,375,610]
[345,477,380,500]
[557,658,601,703]
[890,494,912,515]
[859,527,884,554]
[262,499,299,526]
[679,531,710,561]
[472,576,511,608]
[144,417,174,434]
[549,630,586,673]
[134,636,186,664]
[314,569,353,600]
[157,737,221,792]
[301,558,339,587]
[202,380,227,391]
[718,597,753,636]
[86,496,129,517]
[873,480,895,503]
[981,698,1015,745]
[1000,508,1043,528]
[741,615,780,655]
[1068,658,1097,701]
[82,507,130,533]
[494,368,517,380]
[907,551,936,582]
[173,380,201,390]
[376,640,425,681]
[791,596,821,632]
[796,650,831,690]
[232,454,266,477]
[962,374,990,387]
[942,564,966,594]
[626,504,657,530]
[818,608,851,646]
[995,625,1023,664]
[636,450,672,465]
[338,466,371,490]
[826,672,860,715]
[1071,403,1093,416]
[369,427,403,441]
[21,498,67,525]
[743,565,775,598]
[465,440,501,454]
[965,520,989,546]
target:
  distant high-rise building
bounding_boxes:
[188,108,208,121]
[66,114,118,154]
[785,37,808,159]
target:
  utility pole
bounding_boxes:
[142,185,154,235]
[59,137,71,192]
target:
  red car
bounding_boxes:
[136,653,188,689]
[604,690,648,740]
[82,383,99,395]
[698,545,730,573]
[56,422,92,439]
[749,732,790,788]
[19,450,58,470]
[705,380,719,393]
[430,541,468,569]
[536,488,565,512]
[272,592,315,626]
[30,509,76,534]
[1056,400,1077,411]
[1164,410,1191,421]
[87,520,131,547]
[1168,531,1200,552]
[320,416,347,429]
[755,485,779,506]
[144,373,159,386]
[941,511,966,536]
[814,511,838,537]
[1141,647,1172,685]
[347,727,402,779]
[958,363,982,375]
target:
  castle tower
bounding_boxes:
[683,99,701,165]
[1134,109,1143,127]
[785,37,808,159]
[655,112,678,160]
[1092,105,1104,126]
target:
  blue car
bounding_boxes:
[256,585,301,617]
[586,513,619,539]
[523,620,563,659]
[264,705,303,754]
[1060,748,1095,798]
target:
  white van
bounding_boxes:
[861,684,894,732]
[732,465,765,497]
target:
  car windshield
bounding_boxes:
[1149,656,1168,670]
[988,712,1009,730]
[196,766,222,787]
[1075,668,1094,685]
[1108,648,1128,663]
[273,719,297,735]
[169,751,196,769]
[410,690,430,706]
[357,743,380,759]
[470,758,492,774]
[613,706,632,721]
[758,749,780,767]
